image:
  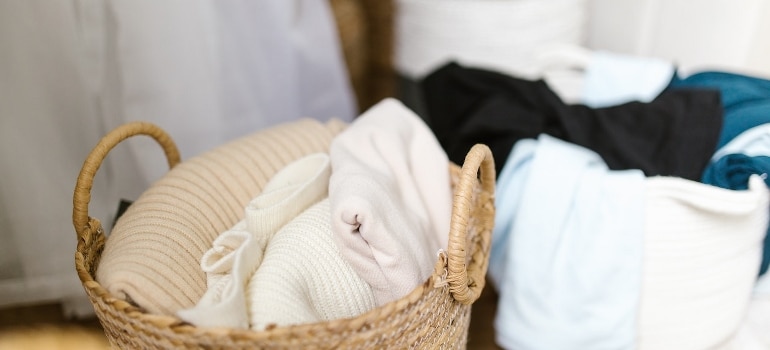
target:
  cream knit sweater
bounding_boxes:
[98,119,346,316]
[179,153,375,329]
[248,199,376,330]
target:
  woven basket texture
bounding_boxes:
[72,121,495,349]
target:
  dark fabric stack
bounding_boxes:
[421,62,723,181]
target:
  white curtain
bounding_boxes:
[0,0,355,317]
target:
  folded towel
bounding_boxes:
[248,199,376,330]
[639,175,769,350]
[329,98,452,305]
[177,153,331,328]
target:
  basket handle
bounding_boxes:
[446,144,495,305]
[72,122,180,238]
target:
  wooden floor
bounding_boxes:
[467,285,504,349]
[0,302,108,349]
[0,287,501,349]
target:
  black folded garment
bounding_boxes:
[421,62,723,181]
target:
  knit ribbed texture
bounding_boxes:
[639,175,769,350]
[96,119,346,316]
[246,153,330,243]
[248,199,376,331]
[176,153,333,329]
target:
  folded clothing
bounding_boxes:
[668,70,770,149]
[246,153,331,248]
[329,98,452,305]
[581,50,675,108]
[489,134,645,350]
[421,61,722,180]
[97,118,346,316]
[705,124,770,277]
[177,224,257,329]
[702,154,770,191]
[490,135,769,350]
[178,153,333,328]
[248,199,376,330]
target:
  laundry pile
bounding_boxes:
[420,55,770,349]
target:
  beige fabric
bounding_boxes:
[176,153,334,329]
[96,119,347,315]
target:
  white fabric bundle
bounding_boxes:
[395,0,587,80]
[329,98,452,305]
[639,175,769,350]
[178,153,336,329]
[248,199,376,330]
[176,222,256,329]
[246,153,331,246]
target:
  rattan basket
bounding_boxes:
[72,121,495,349]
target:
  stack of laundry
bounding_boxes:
[420,55,770,349]
[178,98,454,330]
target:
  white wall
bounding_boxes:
[587,0,770,78]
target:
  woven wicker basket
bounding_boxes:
[72,121,495,349]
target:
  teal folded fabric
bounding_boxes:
[669,71,770,149]
[702,153,770,276]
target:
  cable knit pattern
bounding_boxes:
[96,119,346,316]
[248,199,376,330]
[639,175,769,350]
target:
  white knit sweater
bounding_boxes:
[248,199,376,330]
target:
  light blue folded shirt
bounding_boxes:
[489,135,646,350]
[581,51,675,108]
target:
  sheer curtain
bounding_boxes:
[0,0,355,316]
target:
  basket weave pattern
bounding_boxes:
[73,122,495,349]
